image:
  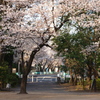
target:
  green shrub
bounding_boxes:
[0,62,9,87]
[0,62,19,88]
[7,73,19,87]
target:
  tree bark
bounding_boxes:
[91,78,96,92]
[69,75,74,85]
[19,51,28,94]
[74,75,77,85]
[19,75,27,94]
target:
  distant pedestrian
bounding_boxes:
[6,83,11,89]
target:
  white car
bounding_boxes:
[57,72,70,83]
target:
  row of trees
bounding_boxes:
[53,24,100,90]
[0,0,100,93]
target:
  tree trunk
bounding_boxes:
[87,65,92,89]
[19,75,27,94]
[69,75,74,85]
[88,66,92,81]
[74,75,77,85]
[91,78,96,92]
[81,77,85,89]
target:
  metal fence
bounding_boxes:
[27,75,57,83]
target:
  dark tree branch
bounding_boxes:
[44,44,53,49]
[54,13,70,32]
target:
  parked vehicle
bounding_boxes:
[57,72,70,83]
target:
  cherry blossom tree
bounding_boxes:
[0,0,100,94]
[32,47,56,72]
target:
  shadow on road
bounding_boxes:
[26,82,67,94]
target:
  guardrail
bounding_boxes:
[27,76,57,83]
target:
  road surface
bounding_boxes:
[0,74,100,100]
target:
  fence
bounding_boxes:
[27,75,57,83]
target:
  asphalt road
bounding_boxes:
[0,74,100,100]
